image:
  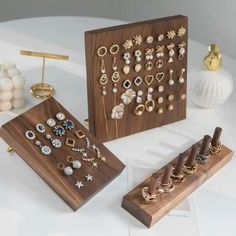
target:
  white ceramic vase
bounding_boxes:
[189,69,233,108]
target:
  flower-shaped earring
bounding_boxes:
[63,119,74,130]
[111,103,125,119]
[54,125,66,137]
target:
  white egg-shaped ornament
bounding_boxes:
[7,68,21,77]
[189,44,233,108]
[12,98,25,109]
[0,78,14,91]
[2,61,16,70]
[0,91,13,101]
[12,75,25,88]
[0,101,12,111]
[13,88,25,99]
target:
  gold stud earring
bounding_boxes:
[167,30,176,39]
[133,35,142,45]
[177,26,186,37]
[145,61,153,71]
[123,39,133,49]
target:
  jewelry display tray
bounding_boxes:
[0,97,125,211]
[85,15,188,142]
[121,139,233,228]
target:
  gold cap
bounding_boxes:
[203,44,222,71]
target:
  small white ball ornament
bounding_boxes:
[0,78,14,91]
[7,68,21,77]
[0,101,12,111]
[0,91,13,101]
[12,75,25,88]
[13,98,25,109]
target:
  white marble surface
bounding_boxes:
[0,16,235,236]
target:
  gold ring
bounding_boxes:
[97,46,107,57]
[109,44,120,54]
[66,156,74,163]
[57,163,64,170]
[135,104,145,116]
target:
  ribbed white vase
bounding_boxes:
[189,69,233,108]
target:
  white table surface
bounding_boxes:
[0,16,235,236]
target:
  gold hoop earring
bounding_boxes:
[145,100,155,112]
[97,46,107,57]
[109,44,119,55]
[135,104,145,116]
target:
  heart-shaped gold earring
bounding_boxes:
[145,75,154,86]
[156,72,164,82]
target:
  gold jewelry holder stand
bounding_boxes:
[20,50,69,99]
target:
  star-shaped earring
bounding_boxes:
[85,174,93,181]
[75,181,84,189]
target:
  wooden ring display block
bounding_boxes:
[0,97,125,211]
[85,15,188,142]
[121,139,233,228]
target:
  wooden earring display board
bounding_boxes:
[0,97,125,211]
[85,15,188,142]
[121,139,233,228]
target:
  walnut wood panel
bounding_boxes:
[85,15,188,142]
[0,97,125,211]
[121,140,233,228]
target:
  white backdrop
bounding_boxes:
[0,0,235,59]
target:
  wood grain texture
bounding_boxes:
[85,15,188,142]
[121,139,233,228]
[0,97,125,211]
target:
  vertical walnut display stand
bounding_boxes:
[85,15,188,142]
[121,139,233,228]
[0,97,125,211]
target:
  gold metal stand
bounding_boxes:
[20,50,69,100]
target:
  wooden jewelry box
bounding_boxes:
[0,97,125,211]
[85,15,188,142]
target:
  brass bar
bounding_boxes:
[20,50,69,60]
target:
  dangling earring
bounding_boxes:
[145,48,154,60]
[168,69,174,86]
[145,87,155,112]
[155,45,164,68]
[179,68,186,84]
[123,52,131,74]
[178,42,186,60]
[134,49,142,62]
[136,90,143,103]
[97,46,109,140]
[167,43,175,63]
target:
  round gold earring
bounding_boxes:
[97,46,107,57]
[109,44,120,55]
